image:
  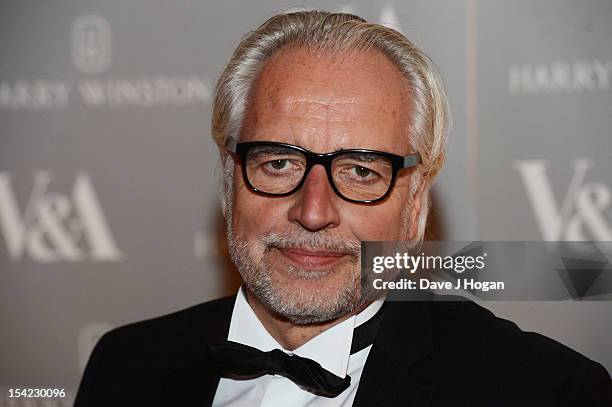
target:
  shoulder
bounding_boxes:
[429,299,594,366]
[98,295,236,354]
[424,298,611,404]
[74,295,236,407]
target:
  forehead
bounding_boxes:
[241,46,412,154]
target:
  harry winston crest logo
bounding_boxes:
[72,15,112,75]
[514,159,612,241]
[0,172,123,262]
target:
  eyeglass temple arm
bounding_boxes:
[403,153,421,168]
[226,139,237,153]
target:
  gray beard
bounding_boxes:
[227,232,362,325]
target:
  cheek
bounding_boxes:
[231,175,285,240]
[343,199,409,241]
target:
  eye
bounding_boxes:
[260,158,304,176]
[353,166,373,178]
[266,159,291,171]
[344,165,378,181]
[335,164,382,185]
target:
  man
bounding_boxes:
[75,10,611,406]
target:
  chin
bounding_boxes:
[259,266,361,325]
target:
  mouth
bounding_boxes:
[276,247,349,269]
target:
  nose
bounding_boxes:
[288,165,341,232]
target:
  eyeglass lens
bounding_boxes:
[244,145,393,201]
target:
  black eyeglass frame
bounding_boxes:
[227,140,421,204]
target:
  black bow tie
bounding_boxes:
[207,302,386,398]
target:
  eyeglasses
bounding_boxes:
[227,140,421,203]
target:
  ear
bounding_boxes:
[219,153,231,219]
[220,193,227,218]
[407,176,428,241]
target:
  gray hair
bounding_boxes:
[212,10,449,243]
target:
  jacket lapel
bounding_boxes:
[159,354,222,406]
[159,296,236,407]
[353,298,436,407]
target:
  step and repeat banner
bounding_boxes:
[1,0,611,404]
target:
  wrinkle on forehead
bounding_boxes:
[241,46,412,154]
[280,96,371,122]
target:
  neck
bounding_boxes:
[245,289,370,351]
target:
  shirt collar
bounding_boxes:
[227,286,383,378]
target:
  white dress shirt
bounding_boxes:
[212,287,384,407]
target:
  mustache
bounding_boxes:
[260,230,361,256]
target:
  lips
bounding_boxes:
[277,247,348,268]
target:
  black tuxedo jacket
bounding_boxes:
[75,295,611,406]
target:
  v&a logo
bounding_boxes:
[515,159,612,241]
[0,172,124,262]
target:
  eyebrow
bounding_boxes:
[249,145,302,155]
[337,152,393,162]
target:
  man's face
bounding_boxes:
[225,46,419,324]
